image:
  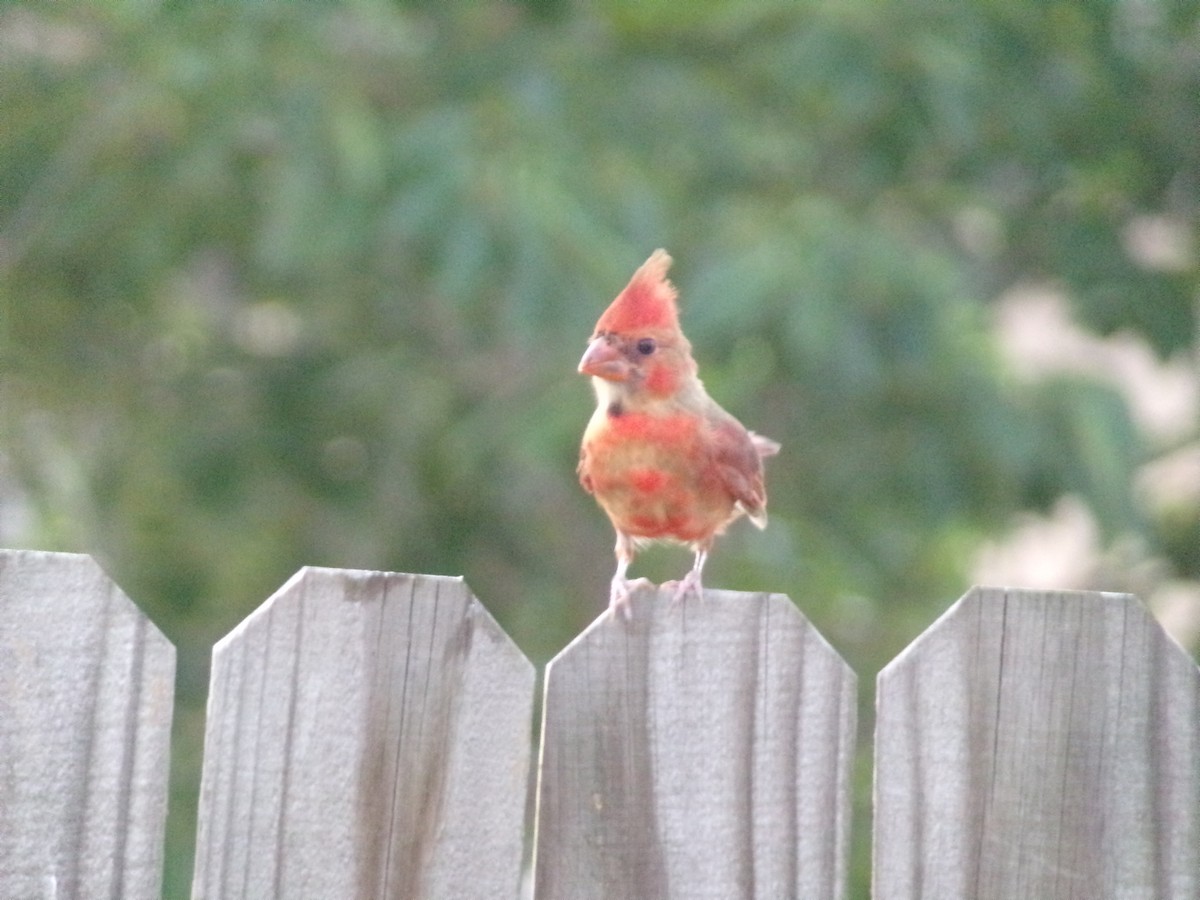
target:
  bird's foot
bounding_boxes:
[610,576,654,620]
[666,569,704,606]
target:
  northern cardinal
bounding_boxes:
[577,249,780,616]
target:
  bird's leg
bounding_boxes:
[671,547,709,605]
[609,532,650,619]
[610,553,632,614]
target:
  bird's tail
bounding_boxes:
[749,432,781,459]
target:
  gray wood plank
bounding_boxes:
[191,567,535,900]
[0,549,175,900]
[874,586,1200,900]
[533,586,856,900]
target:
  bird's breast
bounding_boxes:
[581,409,735,542]
[594,406,697,445]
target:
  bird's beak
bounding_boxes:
[578,337,631,381]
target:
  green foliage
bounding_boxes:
[3,1,1197,896]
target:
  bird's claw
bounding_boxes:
[609,576,653,620]
[666,570,703,606]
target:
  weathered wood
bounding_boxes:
[0,549,175,900]
[533,586,856,899]
[874,586,1200,899]
[191,568,535,900]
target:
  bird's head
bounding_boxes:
[578,249,696,399]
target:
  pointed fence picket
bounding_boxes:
[1,548,1198,899]
[190,568,535,899]
[873,586,1200,900]
[533,586,856,899]
[0,550,175,900]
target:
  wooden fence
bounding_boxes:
[1,548,1197,898]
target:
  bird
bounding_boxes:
[577,249,780,617]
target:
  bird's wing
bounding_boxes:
[709,413,770,528]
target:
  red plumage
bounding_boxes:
[593,249,680,334]
[577,250,779,616]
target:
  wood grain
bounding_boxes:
[0,549,175,900]
[534,585,856,899]
[874,586,1200,899]
[191,568,535,900]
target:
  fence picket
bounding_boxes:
[533,586,856,899]
[873,586,1200,899]
[0,549,175,900]
[191,568,535,900]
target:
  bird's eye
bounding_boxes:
[636,338,656,356]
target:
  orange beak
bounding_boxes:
[578,337,631,381]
